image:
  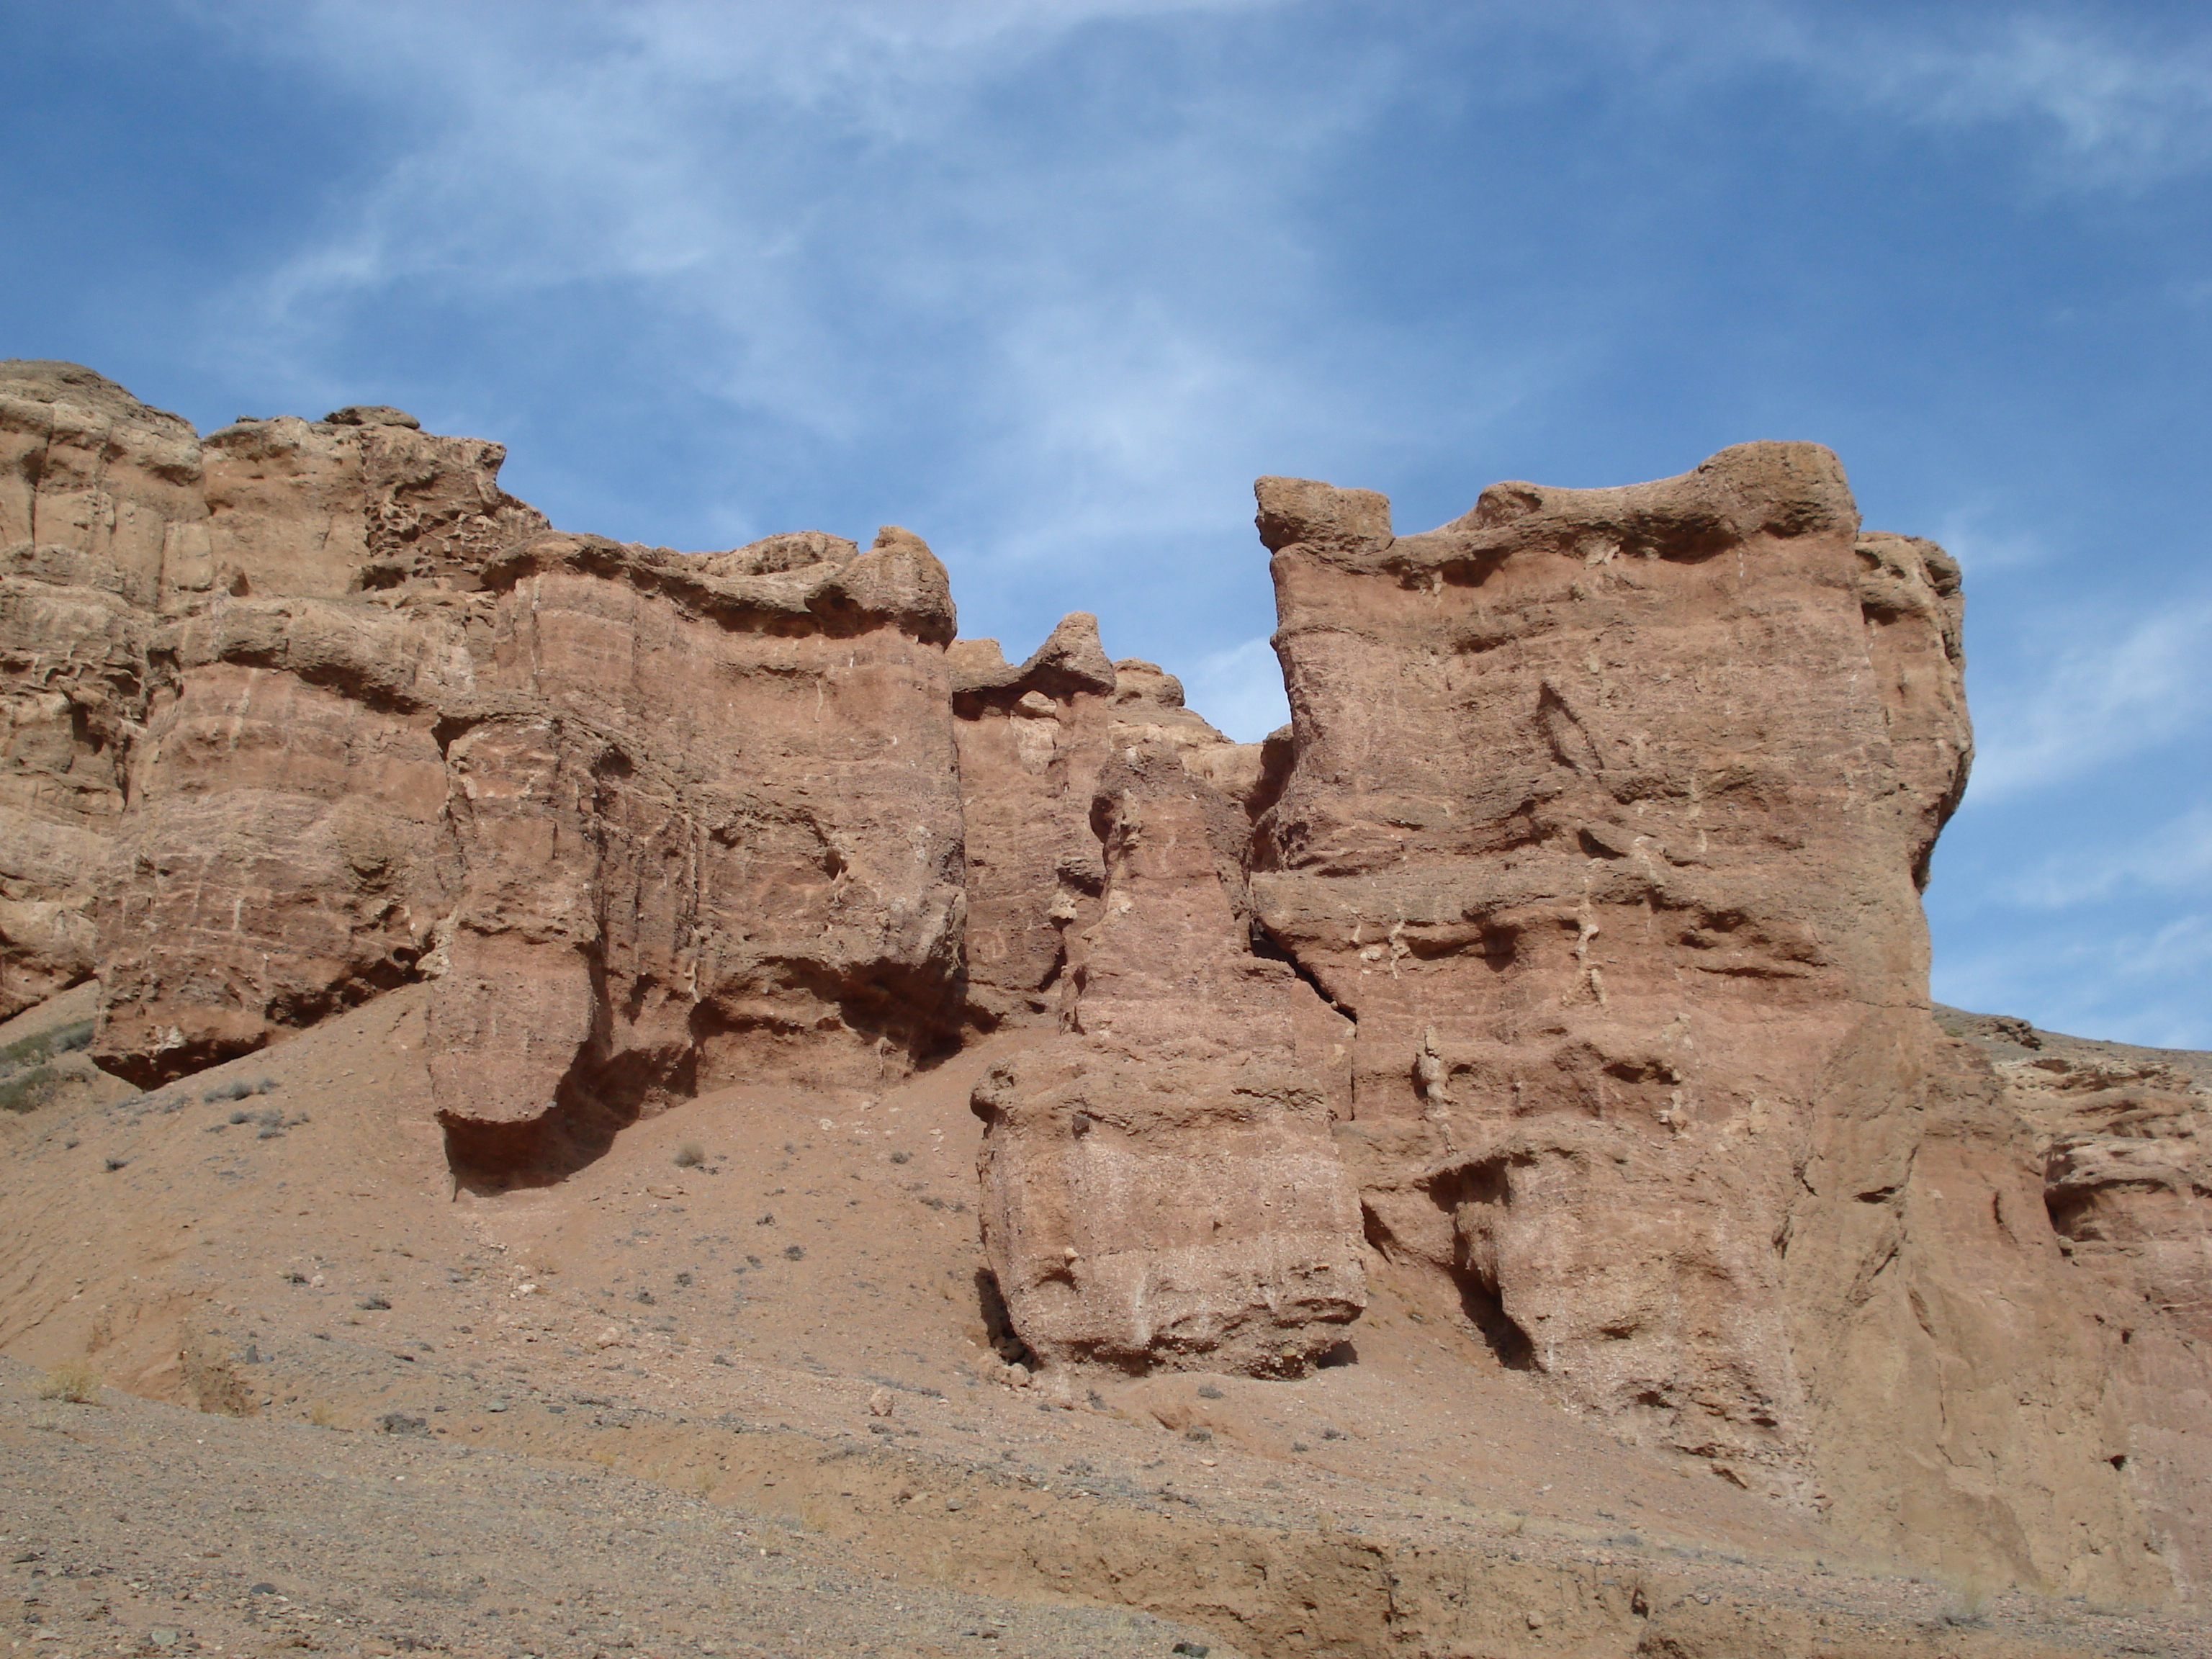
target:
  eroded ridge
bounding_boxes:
[3,364,2207,1621]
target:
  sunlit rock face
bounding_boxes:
[1244,445,2158,1593]
[6,362,2204,1602]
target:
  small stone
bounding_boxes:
[323,405,420,428]
[868,1388,895,1419]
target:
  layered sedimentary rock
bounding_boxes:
[12,361,2210,1600]
[973,746,1364,1373]
[91,519,969,1125]
[948,614,1118,1027]
[0,363,204,1019]
[1984,1041,2212,1594]
[90,596,470,1084]
[194,406,547,603]
[1246,445,2154,1591]
[0,367,968,1133]
[429,526,966,1139]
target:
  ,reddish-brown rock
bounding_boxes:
[85,516,971,1128]
[426,526,967,1149]
[0,361,207,610]
[14,364,2212,1605]
[950,614,1118,1028]
[195,414,547,603]
[89,599,467,1085]
[0,364,207,1017]
[1246,446,2155,1591]
[974,747,1364,1373]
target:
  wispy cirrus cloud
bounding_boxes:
[2013,803,2212,909]
[1961,596,2212,803]
[1840,12,2212,186]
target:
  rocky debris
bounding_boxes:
[1244,444,2154,1592]
[974,746,1364,1375]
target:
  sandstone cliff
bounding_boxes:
[4,361,2206,1606]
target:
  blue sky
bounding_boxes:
[4,1,2208,1046]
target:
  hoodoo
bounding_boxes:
[5,359,2209,1626]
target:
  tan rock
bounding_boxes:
[198,415,546,603]
[0,360,207,609]
[90,601,464,1085]
[0,562,153,1015]
[974,747,1363,1375]
[1247,444,2156,1590]
[428,526,968,1148]
[950,614,1117,1028]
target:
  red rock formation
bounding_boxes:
[1246,445,2155,1592]
[9,361,2208,1601]
[0,364,202,1019]
[428,526,967,1151]
[194,410,545,603]
[949,614,1118,1028]
[973,746,1364,1374]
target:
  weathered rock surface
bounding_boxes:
[974,746,1364,1373]
[430,526,966,1146]
[0,360,207,610]
[1245,445,2155,1592]
[9,364,2210,1606]
[1941,1007,2212,1599]
[949,614,1118,1028]
[88,518,970,1130]
[197,414,546,602]
[0,364,208,1018]
[91,598,467,1085]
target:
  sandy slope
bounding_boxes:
[2,986,2205,1658]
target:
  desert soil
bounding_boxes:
[2,985,2206,1658]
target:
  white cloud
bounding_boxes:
[1844,15,2212,186]
[1926,503,2052,576]
[186,0,1464,562]
[1935,905,2212,1050]
[1961,597,2212,803]
[2010,802,2212,909]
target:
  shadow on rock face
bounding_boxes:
[439,1079,639,1196]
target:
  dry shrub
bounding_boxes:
[38,1361,99,1403]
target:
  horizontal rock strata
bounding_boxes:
[4,361,2206,1602]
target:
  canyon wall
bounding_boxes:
[4,359,2206,1601]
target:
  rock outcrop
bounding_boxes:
[1244,445,2154,1592]
[973,746,1364,1374]
[1,363,202,1020]
[90,519,969,1141]
[196,411,546,601]
[7,362,2209,1603]
[948,613,1118,1028]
